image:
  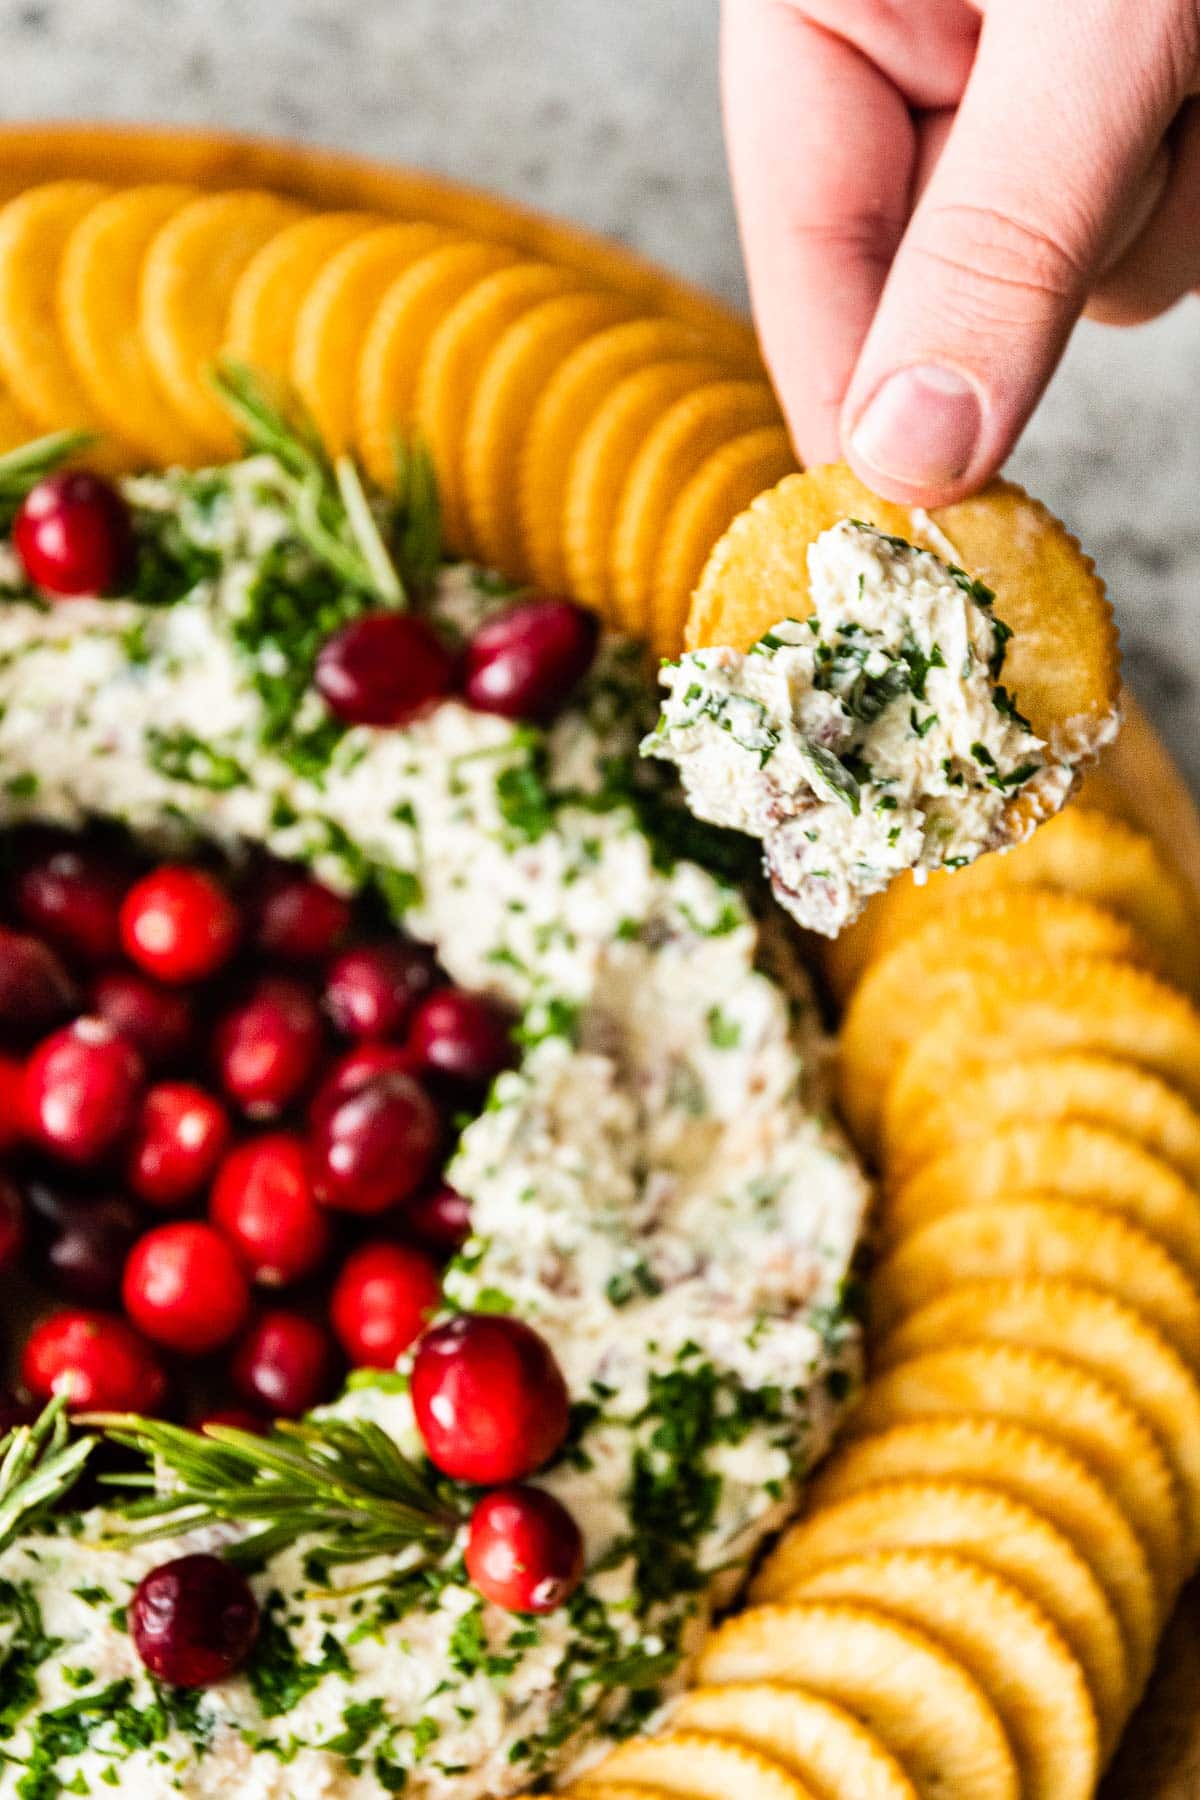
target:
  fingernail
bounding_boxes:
[849,365,981,485]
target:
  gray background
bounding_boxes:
[2,0,1198,785]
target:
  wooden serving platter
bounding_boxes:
[0,120,1197,1797]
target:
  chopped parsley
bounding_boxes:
[246,1592,351,1717]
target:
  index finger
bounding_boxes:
[720,0,914,465]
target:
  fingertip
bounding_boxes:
[843,363,992,505]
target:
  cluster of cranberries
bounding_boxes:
[12,469,599,733]
[2,841,503,1402]
[0,831,586,1678]
[2,468,606,1687]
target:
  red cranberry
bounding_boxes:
[26,1180,140,1305]
[231,1310,335,1417]
[0,1054,23,1151]
[120,866,240,985]
[406,1184,472,1253]
[129,1553,259,1687]
[309,1042,419,1125]
[0,1174,24,1273]
[13,843,128,964]
[212,976,322,1119]
[209,1135,331,1288]
[463,597,598,722]
[12,471,134,598]
[21,1307,166,1412]
[195,1407,267,1436]
[251,866,352,962]
[407,989,513,1087]
[330,1242,441,1368]
[410,1313,570,1485]
[466,1485,584,1614]
[91,968,192,1069]
[0,928,77,1034]
[314,612,455,728]
[324,943,436,1042]
[127,1082,230,1210]
[308,1070,440,1215]
[22,1018,143,1166]
[122,1222,250,1354]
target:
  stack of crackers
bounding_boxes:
[690,796,1200,1800]
[0,179,793,654]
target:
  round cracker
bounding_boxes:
[882,958,1200,1159]
[519,315,716,590]
[139,188,305,454]
[751,1480,1128,1736]
[808,1417,1159,1686]
[609,376,781,642]
[867,1197,1200,1357]
[290,220,452,455]
[923,482,1121,761]
[58,182,207,468]
[224,210,380,378]
[685,465,912,651]
[0,179,130,465]
[696,1602,1020,1800]
[826,807,1200,1003]
[881,1120,1200,1286]
[354,239,519,488]
[462,287,634,577]
[876,1279,1200,1564]
[784,1550,1099,1794]
[580,1732,814,1800]
[651,425,797,664]
[685,466,1119,759]
[671,1684,919,1800]
[561,357,726,615]
[887,1052,1200,1187]
[837,892,1151,1152]
[847,1343,1186,1602]
[414,259,582,556]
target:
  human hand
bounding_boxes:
[722,0,1200,503]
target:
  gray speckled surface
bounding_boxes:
[0,0,1197,786]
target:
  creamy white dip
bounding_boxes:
[0,460,868,1799]
[644,520,1076,935]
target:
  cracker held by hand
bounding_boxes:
[644,465,1120,936]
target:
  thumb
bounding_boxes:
[842,0,1194,504]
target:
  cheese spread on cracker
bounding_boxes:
[644,519,1075,936]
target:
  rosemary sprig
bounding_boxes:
[89,1413,463,1570]
[392,431,441,600]
[210,360,441,606]
[0,1396,95,1553]
[0,430,95,533]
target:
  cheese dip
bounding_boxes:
[644,519,1075,935]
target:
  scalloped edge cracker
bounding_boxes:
[697,1603,1021,1800]
[876,1280,1200,1561]
[881,1120,1200,1284]
[685,466,1120,762]
[867,1197,1200,1359]
[846,1344,1187,1602]
[887,1052,1200,1186]
[671,1684,919,1800]
[838,891,1151,1152]
[749,1478,1128,1736]
[809,1417,1159,1684]
[784,1550,1100,1792]
[579,1731,815,1800]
